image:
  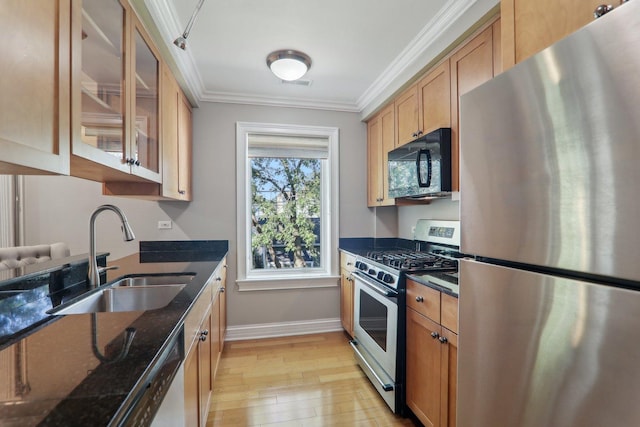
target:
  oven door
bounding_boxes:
[352,271,398,381]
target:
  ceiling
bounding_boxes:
[138,0,498,116]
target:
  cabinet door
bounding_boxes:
[367,115,383,207]
[340,270,353,336]
[177,92,193,199]
[0,0,72,175]
[395,85,419,147]
[502,0,600,68]
[199,312,213,427]
[184,346,199,427]
[441,328,458,427]
[450,25,495,191]
[418,60,451,135]
[160,64,180,197]
[130,16,161,182]
[406,308,442,427]
[72,0,131,180]
[211,292,222,381]
[379,104,396,206]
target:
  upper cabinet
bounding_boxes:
[71,0,161,183]
[103,62,192,200]
[450,21,500,190]
[395,60,452,148]
[367,104,395,207]
[367,17,500,197]
[501,0,601,69]
[0,0,73,175]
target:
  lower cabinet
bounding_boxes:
[405,279,458,427]
[340,271,354,336]
[339,251,356,337]
[182,258,227,426]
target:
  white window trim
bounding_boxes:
[236,122,340,291]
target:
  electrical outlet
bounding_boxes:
[158,220,172,229]
[411,226,416,236]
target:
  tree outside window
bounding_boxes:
[250,157,321,270]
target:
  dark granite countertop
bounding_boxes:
[0,240,228,426]
[338,237,416,257]
[406,272,459,298]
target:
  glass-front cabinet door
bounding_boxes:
[130,20,160,180]
[71,0,161,183]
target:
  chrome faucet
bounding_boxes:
[88,204,135,288]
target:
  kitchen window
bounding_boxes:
[236,122,339,290]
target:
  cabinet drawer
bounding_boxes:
[441,293,458,334]
[406,279,440,322]
[184,280,213,353]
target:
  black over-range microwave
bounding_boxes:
[387,127,452,199]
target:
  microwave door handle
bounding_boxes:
[416,149,432,187]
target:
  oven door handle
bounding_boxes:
[349,340,394,392]
[353,271,398,297]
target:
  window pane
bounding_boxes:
[250,157,321,270]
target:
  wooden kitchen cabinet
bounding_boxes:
[183,259,227,427]
[71,0,162,184]
[395,60,452,149]
[103,63,193,200]
[450,22,499,191]
[405,278,458,427]
[0,0,73,175]
[395,85,419,147]
[417,60,452,136]
[367,104,396,207]
[339,252,356,337]
[501,0,601,69]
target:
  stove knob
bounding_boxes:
[358,262,368,271]
[355,261,362,269]
[377,271,385,281]
[383,274,394,284]
[368,269,376,275]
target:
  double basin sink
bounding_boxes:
[48,274,195,315]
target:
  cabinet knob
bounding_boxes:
[199,330,209,341]
[134,159,141,166]
[439,336,448,344]
[216,277,222,281]
[417,130,423,136]
[412,132,417,138]
[430,331,439,339]
[416,296,424,303]
[220,287,225,293]
[178,190,186,195]
[594,4,614,18]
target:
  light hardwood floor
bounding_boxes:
[207,332,418,427]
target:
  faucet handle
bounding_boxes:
[98,265,119,274]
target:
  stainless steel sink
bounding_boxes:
[113,274,195,287]
[47,274,193,315]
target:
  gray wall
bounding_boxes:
[23,102,394,327]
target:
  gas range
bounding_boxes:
[349,219,461,414]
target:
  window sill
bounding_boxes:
[236,275,341,291]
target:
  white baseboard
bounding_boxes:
[225,318,343,341]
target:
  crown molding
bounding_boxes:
[200,90,360,112]
[144,0,481,113]
[357,0,479,113]
[143,0,206,100]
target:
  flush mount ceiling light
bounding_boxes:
[173,0,206,50]
[266,50,312,81]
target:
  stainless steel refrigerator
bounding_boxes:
[458,2,640,426]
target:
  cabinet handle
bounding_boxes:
[199,330,209,342]
[417,130,423,136]
[439,336,448,344]
[134,159,141,166]
[216,277,222,281]
[412,132,417,138]
[220,287,225,293]
[594,4,614,18]
[430,331,439,339]
[178,190,186,195]
[347,262,353,266]
[416,296,424,303]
